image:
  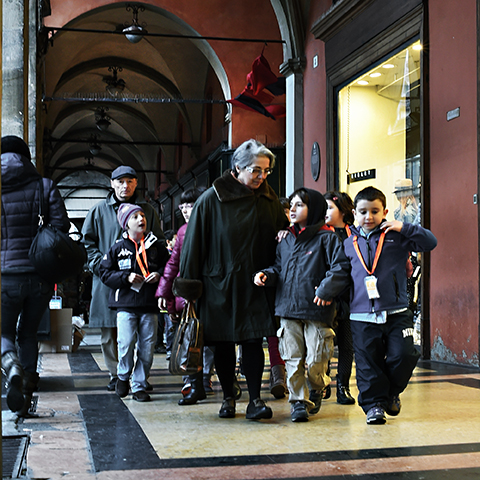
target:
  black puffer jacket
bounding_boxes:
[260,189,351,326]
[1,152,69,274]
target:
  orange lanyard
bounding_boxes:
[129,236,150,278]
[345,225,352,237]
[352,231,385,275]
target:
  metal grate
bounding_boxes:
[2,435,29,478]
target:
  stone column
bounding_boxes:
[280,57,306,195]
[27,0,37,160]
[2,0,25,138]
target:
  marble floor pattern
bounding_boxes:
[2,332,480,480]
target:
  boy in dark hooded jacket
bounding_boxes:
[254,188,350,422]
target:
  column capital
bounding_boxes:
[279,57,306,76]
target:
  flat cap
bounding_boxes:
[111,165,137,180]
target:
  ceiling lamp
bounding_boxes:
[89,134,102,156]
[95,106,111,131]
[105,66,126,97]
[123,4,147,44]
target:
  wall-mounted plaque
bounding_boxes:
[311,142,320,181]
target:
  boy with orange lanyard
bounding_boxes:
[343,186,437,424]
[100,203,169,402]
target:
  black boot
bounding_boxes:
[2,352,25,412]
[17,371,39,417]
[269,364,287,399]
[178,371,206,405]
[336,375,355,405]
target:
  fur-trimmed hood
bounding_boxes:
[213,169,278,203]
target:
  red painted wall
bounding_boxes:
[46,0,286,148]
[303,1,331,192]
[428,0,479,365]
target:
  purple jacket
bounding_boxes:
[155,223,187,314]
[344,222,437,314]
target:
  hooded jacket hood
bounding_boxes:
[291,188,329,241]
[305,188,327,227]
[1,152,41,193]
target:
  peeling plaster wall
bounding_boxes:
[429,0,479,366]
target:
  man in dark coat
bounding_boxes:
[81,166,164,390]
[177,139,288,421]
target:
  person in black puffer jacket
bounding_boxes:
[1,136,69,416]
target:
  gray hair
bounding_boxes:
[231,139,276,172]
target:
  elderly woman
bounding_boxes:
[175,139,288,420]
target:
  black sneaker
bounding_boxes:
[386,395,401,416]
[246,398,273,420]
[308,389,323,415]
[133,390,151,402]
[146,381,153,392]
[116,378,130,398]
[107,377,118,391]
[291,401,309,422]
[366,405,386,425]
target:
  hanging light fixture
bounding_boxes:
[95,106,111,131]
[123,4,147,44]
[88,134,102,156]
[84,153,95,167]
[104,66,126,97]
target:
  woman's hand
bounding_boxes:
[276,230,288,242]
[158,297,167,310]
[254,272,267,286]
[145,272,160,284]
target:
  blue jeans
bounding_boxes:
[1,273,53,374]
[116,311,158,393]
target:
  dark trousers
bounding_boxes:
[350,310,419,413]
[1,273,53,374]
[214,339,264,401]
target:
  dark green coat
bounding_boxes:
[179,169,288,343]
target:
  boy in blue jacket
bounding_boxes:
[344,186,437,424]
[100,204,169,402]
[254,188,350,422]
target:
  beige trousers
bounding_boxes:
[278,318,335,406]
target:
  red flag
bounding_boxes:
[228,54,286,119]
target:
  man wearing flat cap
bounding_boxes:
[81,166,164,390]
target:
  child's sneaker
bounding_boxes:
[308,389,323,415]
[386,395,401,416]
[291,401,309,422]
[323,385,331,399]
[366,405,386,425]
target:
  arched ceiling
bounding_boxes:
[42,2,229,192]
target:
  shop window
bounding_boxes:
[337,39,423,343]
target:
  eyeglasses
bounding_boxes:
[178,203,194,210]
[244,166,274,176]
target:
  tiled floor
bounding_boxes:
[2,333,480,479]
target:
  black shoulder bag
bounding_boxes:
[28,179,87,283]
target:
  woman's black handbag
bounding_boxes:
[28,179,86,283]
[169,301,204,376]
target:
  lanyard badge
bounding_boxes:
[353,232,385,300]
